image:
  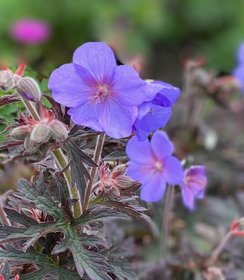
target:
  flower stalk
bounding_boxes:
[206,230,233,266]
[162,185,175,258]
[20,98,81,218]
[82,133,105,212]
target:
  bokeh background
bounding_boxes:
[0,1,244,279]
[1,0,244,79]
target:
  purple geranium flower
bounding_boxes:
[134,80,180,141]
[126,130,184,202]
[48,42,161,139]
[180,165,207,210]
[233,43,244,94]
[10,18,51,45]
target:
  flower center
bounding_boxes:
[94,84,111,102]
[154,160,163,172]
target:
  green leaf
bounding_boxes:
[72,205,130,228]
[53,227,112,280]
[0,222,63,250]
[20,268,50,280]
[0,259,11,279]
[13,179,65,220]
[0,246,80,280]
[65,141,92,202]
[3,208,38,226]
[108,259,139,280]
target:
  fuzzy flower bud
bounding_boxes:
[0,70,15,91]
[95,163,139,197]
[50,119,69,141]
[16,77,42,101]
[30,123,51,144]
[10,125,30,140]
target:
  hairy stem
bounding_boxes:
[82,133,105,212]
[162,185,175,258]
[21,99,81,218]
[206,230,233,266]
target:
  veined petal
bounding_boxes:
[48,63,93,107]
[151,131,174,160]
[153,81,180,106]
[112,65,147,106]
[73,42,116,83]
[164,156,184,185]
[98,99,137,138]
[126,136,154,164]
[68,102,103,132]
[139,105,172,131]
[126,161,154,183]
[140,174,166,202]
[181,183,195,210]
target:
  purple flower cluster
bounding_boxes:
[180,165,207,210]
[49,41,207,207]
[126,131,207,207]
[233,43,244,94]
[48,42,179,139]
[126,131,183,202]
[134,81,180,140]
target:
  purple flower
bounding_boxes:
[233,43,244,94]
[126,130,184,202]
[134,81,180,141]
[180,165,207,210]
[10,18,51,45]
[48,42,160,139]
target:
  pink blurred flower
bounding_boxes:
[10,18,51,44]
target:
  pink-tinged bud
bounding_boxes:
[0,274,4,280]
[30,123,51,144]
[16,77,42,101]
[24,136,39,153]
[0,70,15,91]
[50,120,69,141]
[10,125,30,140]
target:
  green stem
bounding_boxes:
[162,185,175,258]
[82,134,105,212]
[20,98,81,218]
[206,230,233,266]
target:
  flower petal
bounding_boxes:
[48,63,93,107]
[112,65,148,106]
[164,156,184,185]
[73,42,116,82]
[98,99,137,138]
[153,81,180,106]
[151,131,174,160]
[126,136,154,164]
[140,174,166,202]
[139,105,172,131]
[68,102,103,132]
[126,161,154,183]
[181,183,195,210]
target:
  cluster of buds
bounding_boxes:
[94,163,140,198]
[0,64,42,102]
[10,106,69,153]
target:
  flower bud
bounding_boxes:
[50,120,69,141]
[16,77,42,101]
[10,125,30,140]
[30,123,51,144]
[0,70,15,91]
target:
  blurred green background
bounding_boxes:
[1,0,244,83]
